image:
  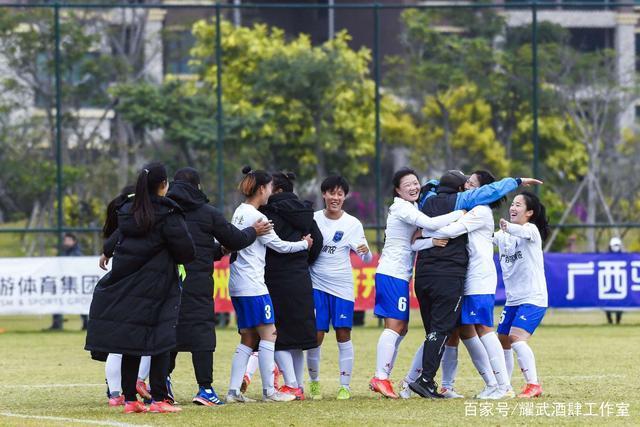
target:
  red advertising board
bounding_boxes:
[212,254,419,312]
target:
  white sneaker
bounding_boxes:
[487,386,516,400]
[262,390,297,402]
[226,390,255,403]
[399,380,413,399]
[441,387,464,399]
[475,385,499,399]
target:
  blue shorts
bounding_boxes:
[461,294,495,327]
[497,304,547,335]
[231,294,275,330]
[313,289,354,331]
[374,273,410,322]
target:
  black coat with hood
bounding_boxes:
[85,195,195,356]
[167,180,257,352]
[416,185,469,278]
[261,192,323,351]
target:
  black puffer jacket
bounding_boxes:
[262,192,323,351]
[167,181,257,352]
[85,195,195,356]
[416,185,469,278]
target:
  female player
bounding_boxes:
[262,172,323,400]
[494,191,550,398]
[225,166,313,403]
[86,162,196,414]
[411,171,513,400]
[307,175,372,400]
[369,168,464,399]
[97,185,152,406]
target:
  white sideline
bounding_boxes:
[0,383,104,389]
[0,412,153,427]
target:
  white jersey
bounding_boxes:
[427,205,497,295]
[228,203,308,297]
[309,210,372,301]
[494,222,548,307]
[377,197,463,282]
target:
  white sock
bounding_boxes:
[405,343,424,383]
[275,350,297,388]
[512,341,538,384]
[390,334,405,373]
[504,349,514,381]
[229,344,253,392]
[291,349,305,389]
[258,340,276,396]
[338,341,354,387]
[462,337,497,387]
[137,356,150,381]
[245,351,259,380]
[105,353,122,396]
[375,329,399,380]
[480,332,511,389]
[307,346,321,381]
[440,345,458,389]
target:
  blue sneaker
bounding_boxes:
[193,386,225,406]
[166,376,177,405]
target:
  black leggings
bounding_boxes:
[121,352,170,402]
[169,351,213,388]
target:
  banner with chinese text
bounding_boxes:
[2,253,639,315]
[0,257,104,315]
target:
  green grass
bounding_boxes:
[0,310,639,426]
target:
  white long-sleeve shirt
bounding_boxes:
[229,203,308,297]
[309,210,372,301]
[376,197,463,282]
[413,205,496,295]
[494,222,548,307]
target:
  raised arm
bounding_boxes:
[428,208,486,239]
[349,223,373,263]
[500,219,539,242]
[211,208,257,252]
[455,178,519,211]
[395,201,463,231]
[261,229,309,253]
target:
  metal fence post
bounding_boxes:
[373,2,382,251]
[54,2,63,250]
[216,3,224,212]
[532,0,540,191]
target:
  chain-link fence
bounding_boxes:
[1,1,639,255]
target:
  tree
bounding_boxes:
[110,19,415,210]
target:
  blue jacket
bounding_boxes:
[418,177,522,211]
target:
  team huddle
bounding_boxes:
[84,162,548,414]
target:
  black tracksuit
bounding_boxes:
[166,180,257,387]
[414,185,468,381]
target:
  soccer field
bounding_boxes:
[0,310,638,426]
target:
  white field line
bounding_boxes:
[0,412,153,427]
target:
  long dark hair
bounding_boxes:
[272,171,296,193]
[102,184,135,238]
[238,165,272,197]
[519,190,550,242]
[473,170,505,210]
[392,167,418,197]
[132,162,168,233]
